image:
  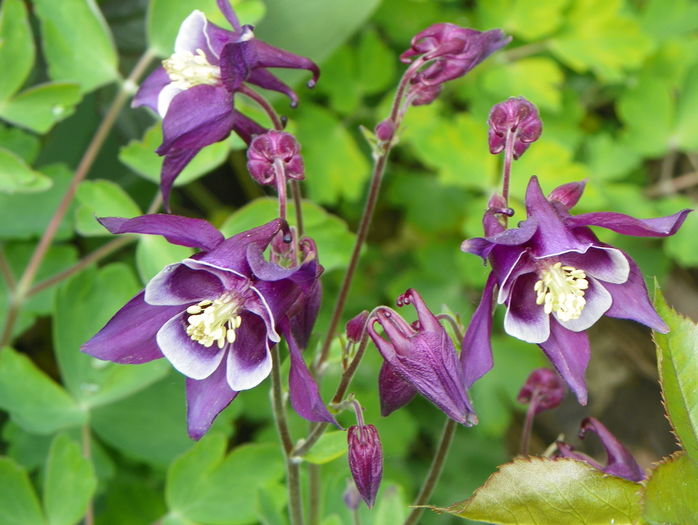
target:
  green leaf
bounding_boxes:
[371,485,408,525]
[662,196,698,267]
[167,432,285,524]
[74,180,141,236]
[585,133,642,181]
[294,103,370,205]
[438,457,643,524]
[43,434,97,525]
[653,287,698,461]
[0,0,34,102]
[0,348,86,434]
[220,198,356,273]
[480,58,565,113]
[118,122,231,187]
[643,452,698,524]
[477,0,570,42]
[549,0,652,82]
[136,234,193,283]
[0,164,75,240]
[0,457,45,525]
[0,123,40,164]
[640,0,698,40]
[314,47,362,116]
[53,264,169,408]
[674,63,698,151]
[0,82,82,134]
[302,431,347,464]
[0,147,52,194]
[33,0,118,92]
[357,28,396,96]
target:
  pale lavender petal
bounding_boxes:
[557,277,612,332]
[603,255,668,332]
[539,321,590,405]
[81,291,176,364]
[145,262,225,305]
[186,362,238,440]
[566,209,691,237]
[378,361,417,416]
[248,280,291,342]
[560,246,629,284]
[133,66,170,113]
[548,180,586,210]
[175,11,213,56]
[504,273,550,344]
[285,323,337,424]
[226,314,272,390]
[157,313,226,379]
[157,83,183,118]
[97,214,224,251]
[496,247,534,304]
[461,272,496,388]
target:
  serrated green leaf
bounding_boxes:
[220,198,356,273]
[302,431,347,464]
[0,347,86,434]
[33,0,118,92]
[0,147,52,194]
[549,0,652,82]
[438,457,642,524]
[643,452,698,524]
[653,288,698,461]
[44,434,97,525]
[0,457,45,525]
[167,432,285,524]
[0,0,34,102]
[118,122,231,187]
[53,264,169,408]
[74,180,141,236]
[0,123,40,164]
[0,82,81,134]
[136,234,193,283]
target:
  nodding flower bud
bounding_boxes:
[346,310,369,344]
[488,97,542,159]
[247,130,304,185]
[347,424,383,508]
[343,482,362,511]
[374,119,395,143]
[517,368,565,414]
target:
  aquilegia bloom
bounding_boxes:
[556,417,645,482]
[461,176,690,404]
[367,289,476,425]
[82,215,334,439]
[133,0,319,206]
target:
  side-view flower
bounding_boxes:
[82,215,334,439]
[461,176,690,404]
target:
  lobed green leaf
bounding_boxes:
[0,0,34,102]
[0,457,45,525]
[643,452,698,524]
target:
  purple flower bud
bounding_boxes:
[346,310,369,343]
[374,119,395,143]
[247,130,304,185]
[556,417,644,482]
[347,424,383,508]
[517,368,565,414]
[343,482,362,511]
[488,97,542,159]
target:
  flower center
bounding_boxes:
[533,262,588,322]
[185,293,242,349]
[162,49,220,89]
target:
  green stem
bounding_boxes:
[403,418,457,525]
[81,423,94,525]
[308,463,321,525]
[0,247,16,290]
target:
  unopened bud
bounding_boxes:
[375,119,395,143]
[343,482,362,511]
[488,97,542,159]
[247,130,304,185]
[517,368,565,414]
[347,424,383,508]
[346,310,369,343]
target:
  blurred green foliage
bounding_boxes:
[0,0,697,524]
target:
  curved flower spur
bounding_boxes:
[367,289,477,426]
[461,176,691,404]
[132,0,319,207]
[81,215,335,439]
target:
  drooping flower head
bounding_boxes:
[347,423,383,508]
[400,24,510,106]
[133,0,319,207]
[461,176,690,404]
[246,130,304,185]
[367,289,476,426]
[488,96,542,159]
[517,367,565,414]
[82,215,334,439]
[555,417,645,482]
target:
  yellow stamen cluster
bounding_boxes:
[163,49,220,89]
[533,262,588,322]
[185,295,242,349]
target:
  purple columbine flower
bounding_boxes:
[556,417,645,482]
[367,289,477,426]
[400,24,510,106]
[81,215,334,439]
[517,368,565,414]
[246,130,304,185]
[488,97,542,159]
[347,423,383,508]
[132,0,319,207]
[461,176,691,404]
